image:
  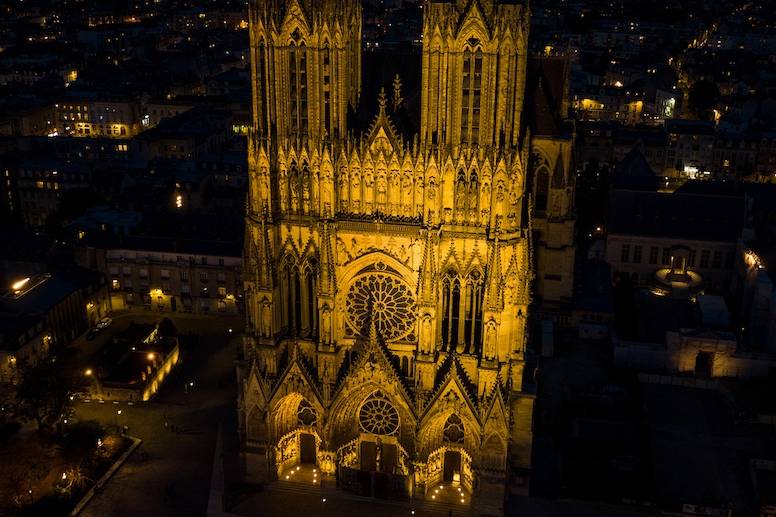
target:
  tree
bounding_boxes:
[688,80,719,120]
[16,360,72,431]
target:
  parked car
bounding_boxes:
[96,317,112,330]
[86,328,99,340]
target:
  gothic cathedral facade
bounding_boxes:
[238,0,572,513]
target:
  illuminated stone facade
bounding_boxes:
[237,0,571,512]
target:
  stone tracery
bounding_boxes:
[345,270,416,342]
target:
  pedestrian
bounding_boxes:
[164,420,169,431]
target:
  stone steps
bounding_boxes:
[266,480,476,516]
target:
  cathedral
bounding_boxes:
[237,0,574,513]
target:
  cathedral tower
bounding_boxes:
[239,1,540,514]
[250,0,361,143]
[420,0,529,148]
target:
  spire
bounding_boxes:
[418,228,436,306]
[243,216,256,282]
[485,230,504,311]
[392,74,403,111]
[369,315,379,345]
[318,221,336,296]
[257,210,273,289]
[378,87,388,115]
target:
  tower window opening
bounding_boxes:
[461,46,482,145]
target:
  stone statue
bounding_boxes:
[261,300,272,338]
[376,174,387,211]
[484,320,497,360]
[420,314,433,354]
[427,178,437,200]
[321,305,332,344]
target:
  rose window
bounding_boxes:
[346,272,415,342]
[359,395,400,435]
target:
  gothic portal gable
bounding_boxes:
[481,378,509,434]
[424,354,480,425]
[339,336,412,396]
[270,346,324,410]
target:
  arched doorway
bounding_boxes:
[443,450,462,483]
[300,432,316,464]
[336,391,411,500]
[442,414,465,484]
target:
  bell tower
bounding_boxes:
[420,0,529,149]
[249,0,362,143]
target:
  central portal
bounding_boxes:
[443,450,462,483]
[300,433,316,464]
[360,440,397,473]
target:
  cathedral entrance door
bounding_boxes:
[299,433,316,464]
[443,450,462,483]
[360,440,377,471]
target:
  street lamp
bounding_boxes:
[84,368,92,376]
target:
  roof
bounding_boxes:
[573,259,615,314]
[81,212,244,258]
[696,294,731,330]
[0,268,103,317]
[608,189,745,242]
[105,235,242,257]
[137,106,232,141]
[630,290,697,343]
[612,148,658,191]
[665,119,715,136]
[525,56,569,136]
[0,314,44,352]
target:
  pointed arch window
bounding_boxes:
[289,37,308,136]
[280,255,302,336]
[257,38,268,130]
[442,270,461,350]
[443,269,484,353]
[461,44,483,145]
[302,258,318,338]
[322,43,331,135]
[463,271,484,350]
[535,164,550,212]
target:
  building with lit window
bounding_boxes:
[0,314,49,384]
[606,171,746,292]
[0,270,110,361]
[12,158,92,227]
[54,95,142,138]
[76,232,242,316]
